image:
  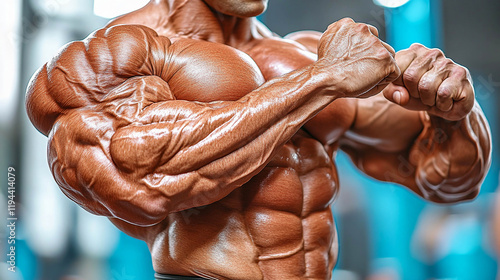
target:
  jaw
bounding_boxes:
[203,0,268,18]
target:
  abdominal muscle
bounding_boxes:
[146,130,340,280]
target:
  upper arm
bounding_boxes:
[341,94,423,153]
[28,24,309,223]
[48,108,195,226]
[26,25,183,225]
[338,95,424,190]
[26,24,174,135]
[340,95,490,204]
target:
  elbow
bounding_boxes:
[417,172,483,205]
[424,184,480,205]
[416,143,490,205]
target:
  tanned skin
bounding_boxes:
[25,0,491,279]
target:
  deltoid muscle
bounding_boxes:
[26,25,174,135]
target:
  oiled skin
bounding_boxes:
[25,0,491,279]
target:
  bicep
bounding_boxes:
[341,94,423,153]
[338,95,423,191]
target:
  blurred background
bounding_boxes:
[1,0,499,279]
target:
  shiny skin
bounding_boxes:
[25,0,491,279]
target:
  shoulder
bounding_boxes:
[242,21,321,79]
[244,35,317,80]
[284,30,322,54]
[105,1,174,37]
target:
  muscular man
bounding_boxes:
[25,0,491,279]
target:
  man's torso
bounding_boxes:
[107,7,356,279]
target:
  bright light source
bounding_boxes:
[0,0,21,126]
[93,0,149,19]
[373,0,410,8]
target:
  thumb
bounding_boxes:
[382,83,410,106]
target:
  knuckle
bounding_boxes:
[453,65,468,77]
[435,57,453,69]
[340,17,354,23]
[355,23,370,32]
[359,23,370,32]
[429,48,444,57]
[464,67,471,78]
[326,22,337,31]
[437,85,454,100]
[334,18,353,28]
[443,58,454,66]
[377,48,391,60]
[403,69,419,84]
[410,43,425,51]
[422,48,443,62]
[437,87,452,99]
[418,78,431,93]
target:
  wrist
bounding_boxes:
[309,59,346,99]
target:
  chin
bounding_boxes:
[236,3,268,17]
[207,0,268,18]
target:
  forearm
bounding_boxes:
[409,101,491,203]
[341,98,491,203]
[111,64,338,177]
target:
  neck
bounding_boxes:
[157,0,260,46]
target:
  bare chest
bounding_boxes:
[162,37,319,100]
[160,133,339,278]
[229,130,339,215]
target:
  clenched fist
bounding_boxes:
[382,43,475,121]
[316,18,400,98]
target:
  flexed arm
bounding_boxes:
[340,44,492,203]
[27,20,399,225]
[47,75,332,226]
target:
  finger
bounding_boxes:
[366,24,379,37]
[434,78,456,112]
[437,66,472,112]
[404,96,432,111]
[402,61,435,99]
[392,49,416,86]
[403,48,444,99]
[382,83,411,105]
[431,73,473,120]
[417,68,448,107]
